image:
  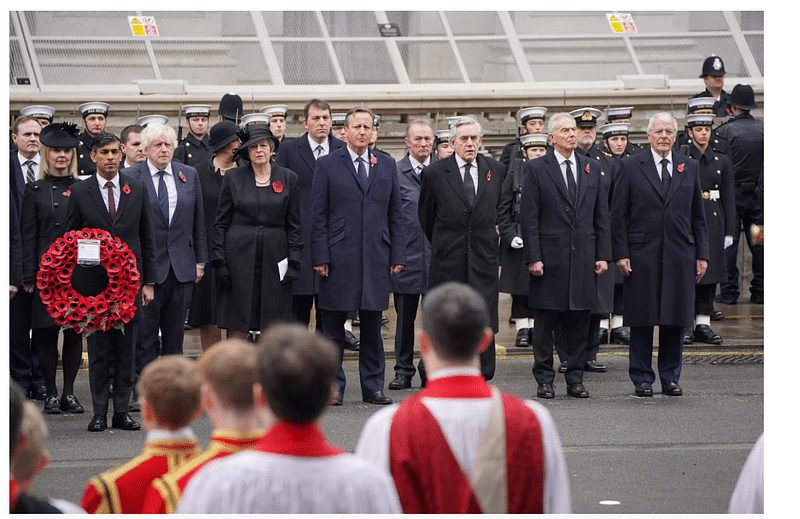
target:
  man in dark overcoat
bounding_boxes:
[418,115,506,381]
[275,99,345,326]
[388,119,435,390]
[520,113,611,399]
[309,107,406,406]
[611,112,709,397]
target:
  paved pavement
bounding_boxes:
[28,294,763,513]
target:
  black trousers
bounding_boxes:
[695,284,717,316]
[392,293,421,379]
[88,319,138,415]
[9,290,44,392]
[628,325,684,386]
[135,267,190,385]
[720,186,763,300]
[292,294,320,331]
[319,308,385,397]
[532,308,589,385]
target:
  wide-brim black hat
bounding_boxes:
[39,122,80,149]
[233,124,279,162]
[209,120,241,154]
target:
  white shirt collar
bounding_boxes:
[146,426,198,443]
[95,172,119,189]
[308,134,328,155]
[147,159,173,176]
[650,149,673,168]
[346,146,370,165]
[408,154,430,172]
[553,149,575,166]
[18,152,39,165]
[427,366,482,381]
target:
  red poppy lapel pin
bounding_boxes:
[677,163,685,173]
[122,183,131,195]
[179,172,187,183]
[272,181,283,194]
[487,171,492,182]
[63,189,71,197]
[370,155,378,166]
[585,164,591,174]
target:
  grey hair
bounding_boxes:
[141,123,178,150]
[546,112,575,135]
[646,112,678,134]
[449,115,483,141]
[406,118,434,138]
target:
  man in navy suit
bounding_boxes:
[276,99,345,326]
[65,132,158,431]
[123,122,207,406]
[520,113,611,399]
[611,112,709,397]
[310,107,407,406]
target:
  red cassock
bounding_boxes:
[388,375,546,514]
[80,438,200,514]
[141,430,264,514]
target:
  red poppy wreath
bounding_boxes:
[37,228,141,335]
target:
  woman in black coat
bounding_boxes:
[20,123,83,414]
[186,121,240,351]
[211,125,301,339]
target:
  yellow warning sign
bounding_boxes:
[607,13,637,34]
[129,16,159,37]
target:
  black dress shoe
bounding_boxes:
[362,391,393,405]
[558,361,567,374]
[88,414,107,432]
[60,394,84,414]
[44,395,61,414]
[111,413,141,430]
[715,294,738,305]
[711,310,725,321]
[662,381,683,396]
[584,360,607,373]
[610,327,630,345]
[567,383,590,398]
[694,324,723,344]
[32,385,48,401]
[388,374,412,390]
[634,383,653,397]
[683,328,694,344]
[344,330,360,351]
[537,383,555,399]
[598,328,609,344]
[514,328,530,347]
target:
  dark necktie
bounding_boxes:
[157,170,169,223]
[356,157,368,186]
[315,145,324,159]
[463,162,475,205]
[660,158,671,194]
[105,181,116,219]
[24,160,35,184]
[565,159,577,203]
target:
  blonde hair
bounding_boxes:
[11,401,48,482]
[136,355,201,430]
[198,339,258,411]
[39,144,77,179]
[140,122,178,150]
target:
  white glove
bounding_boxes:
[511,237,524,249]
[724,235,734,249]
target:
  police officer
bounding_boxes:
[174,105,212,168]
[715,84,763,304]
[260,105,289,144]
[498,134,547,348]
[218,93,243,124]
[680,114,736,343]
[76,102,110,177]
[689,55,732,118]
[20,106,55,128]
[499,106,548,167]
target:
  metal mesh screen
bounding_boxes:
[152,40,270,85]
[333,41,397,84]
[457,40,521,83]
[397,41,461,83]
[522,38,637,82]
[272,41,337,85]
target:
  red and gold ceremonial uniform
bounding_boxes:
[141,429,263,514]
[80,435,200,514]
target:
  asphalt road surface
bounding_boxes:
[31,348,762,514]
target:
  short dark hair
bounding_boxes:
[120,125,144,145]
[91,131,120,151]
[12,116,38,134]
[421,282,489,362]
[345,107,374,128]
[256,324,338,423]
[303,98,331,121]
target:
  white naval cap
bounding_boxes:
[78,102,110,117]
[20,105,55,122]
[260,104,289,117]
[240,113,271,127]
[137,114,170,126]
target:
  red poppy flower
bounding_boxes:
[179,173,187,183]
[585,164,591,174]
[487,172,491,182]
[122,184,131,195]
[273,181,283,194]
[677,163,684,173]
[370,155,377,165]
